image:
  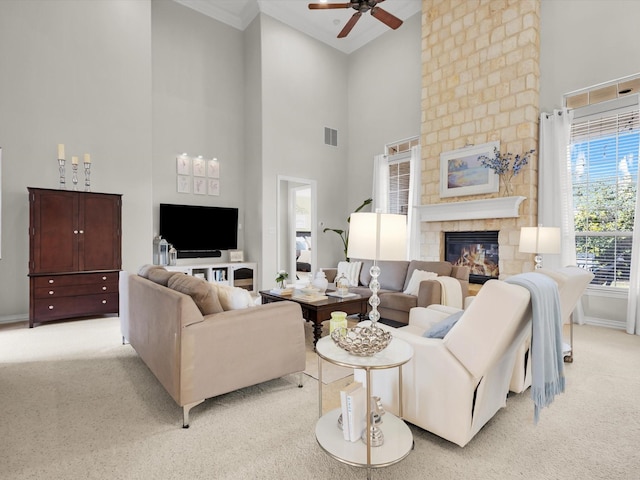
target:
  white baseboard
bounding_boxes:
[0,313,29,325]
[582,315,626,330]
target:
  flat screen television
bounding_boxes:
[159,203,238,258]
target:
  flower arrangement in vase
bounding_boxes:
[275,270,289,289]
[478,147,535,197]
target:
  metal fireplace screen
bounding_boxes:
[444,231,499,284]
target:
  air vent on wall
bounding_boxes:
[324,127,338,147]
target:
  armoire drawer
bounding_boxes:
[34,281,118,299]
[31,271,119,288]
[32,293,119,322]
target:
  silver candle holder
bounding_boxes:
[71,162,79,190]
[84,161,91,191]
[58,158,66,189]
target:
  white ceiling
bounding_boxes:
[173,0,421,54]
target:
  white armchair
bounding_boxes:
[367,280,532,447]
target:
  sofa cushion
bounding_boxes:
[147,268,179,287]
[167,274,224,315]
[376,260,410,291]
[403,261,453,291]
[138,264,165,279]
[212,284,256,310]
[423,310,464,339]
[337,261,363,287]
[378,292,418,311]
[403,269,439,296]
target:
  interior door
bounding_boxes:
[277,176,317,283]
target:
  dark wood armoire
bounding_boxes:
[28,187,122,327]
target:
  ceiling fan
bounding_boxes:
[308,0,403,38]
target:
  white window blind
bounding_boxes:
[388,156,410,215]
[570,103,639,288]
[385,137,418,216]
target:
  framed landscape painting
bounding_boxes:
[439,141,500,198]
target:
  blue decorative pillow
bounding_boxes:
[423,311,464,339]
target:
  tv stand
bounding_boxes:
[166,262,257,292]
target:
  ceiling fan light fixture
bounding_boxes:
[308,0,403,38]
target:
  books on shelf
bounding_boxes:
[339,382,366,443]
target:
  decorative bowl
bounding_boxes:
[330,323,392,356]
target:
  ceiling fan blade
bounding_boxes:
[338,11,362,38]
[308,3,351,9]
[370,6,403,30]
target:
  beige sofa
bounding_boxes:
[120,266,306,427]
[324,260,470,325]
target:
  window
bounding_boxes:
[569,103,639,288]
[385,138,418,215]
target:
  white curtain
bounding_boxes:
[627,104,640,334]
[371,154,389,213]
[539,108,576,269]
[539,109,587,324]
[408,145,422,260]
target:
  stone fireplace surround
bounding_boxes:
[417,196,530,280]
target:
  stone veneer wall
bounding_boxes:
[419,0,540,277]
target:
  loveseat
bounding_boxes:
[323,260,470,325]
[120,265,306,427]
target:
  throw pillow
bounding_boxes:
[423,310,464,339]
[147,268,179,287]
[212,283,256,310]
[167,274,224,315]
[138,264,164,279]
[337,261,363,287]
[403,269,439,296]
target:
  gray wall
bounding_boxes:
[346,12,422,209]
[0,0,152,320]
[258,14,349,286]
[151,0,246,260]
[539,0,640,327]
[540,0,640,111]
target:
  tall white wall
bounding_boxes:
[151,1,246,259]
[243,17,264,274]
[346,12,422,210]
[0,0,152,320]
[540,0,640,110]
[258,14,349,286]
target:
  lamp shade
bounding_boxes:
[347,212,407,261]
[519,226,561,254]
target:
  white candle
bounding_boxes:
[84,153,91,164]
[71,156,78,165]
[57,144,65,160]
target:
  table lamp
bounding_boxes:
[519,225,561,269]
[347,212,407,324]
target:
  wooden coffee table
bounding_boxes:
[260,290,370,347]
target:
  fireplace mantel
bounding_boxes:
[416,196,526,222]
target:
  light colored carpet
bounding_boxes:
[1,317,639,479]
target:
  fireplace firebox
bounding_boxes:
[444,231,499,284]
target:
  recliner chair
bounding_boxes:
[367,279,533,447]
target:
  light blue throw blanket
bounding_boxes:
[506,273,564,423]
